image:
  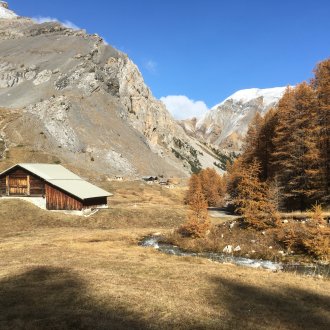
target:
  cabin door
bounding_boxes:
[9,176,28,195]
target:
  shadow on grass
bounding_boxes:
[211,276,330,329]
[2,266,329,330]
[0,267,148,330]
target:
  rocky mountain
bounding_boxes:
[0,2,220,178]
[180,87,286,153]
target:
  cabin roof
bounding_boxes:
[0,163,112,200]
[17,163,82,180]
[46,179,112,200]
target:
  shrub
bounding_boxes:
[276,220,330,260]
[309,203,324,225]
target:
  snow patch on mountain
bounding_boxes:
[0,3,17,19]
[212,87,286,109]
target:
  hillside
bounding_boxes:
[0,3,219,178]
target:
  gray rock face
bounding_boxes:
[25,96,80,151]
[0,6,219,177]
[0,136,5,158]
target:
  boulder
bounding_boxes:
[223,245,233,253]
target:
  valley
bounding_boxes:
[0,181,329,329]
[0,2,329,329]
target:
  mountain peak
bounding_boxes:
[0,1,17,19]
[213,86,286,109]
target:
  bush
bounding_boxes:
[276,220,330,260]
[310,203,324,225]
[178,216,211,239]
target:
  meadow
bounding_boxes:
[0,181,329,329]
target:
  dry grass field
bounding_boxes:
[0,181,329,329]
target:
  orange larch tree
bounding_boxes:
[180,186,211,238]
[233,160,280,230]
[272,83,321,209]
[313,58,330,204]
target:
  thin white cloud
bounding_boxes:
[160,95,209,120]
[32,16,80,30]
[61,20,80,30]
[144,60,157,73]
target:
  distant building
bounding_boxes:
[159,180,169,185]
[142,176,158,182]
[0,163,112,210]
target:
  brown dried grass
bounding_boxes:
[0,182,329,329]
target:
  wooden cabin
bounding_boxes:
[0,163,112,211]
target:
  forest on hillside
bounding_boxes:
[225,58,329,209]
[229,58,330,212]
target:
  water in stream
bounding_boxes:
[140,235,330,277]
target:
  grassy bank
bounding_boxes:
[164,218,330,264]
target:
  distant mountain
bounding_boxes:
[180,87,286,153]
[0,2,220,178]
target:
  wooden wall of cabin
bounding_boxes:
[45,184,83,210]
[0,168,45,196]
[0,176,6,195]
[29,174,45,195]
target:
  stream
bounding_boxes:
[139,235,330,278]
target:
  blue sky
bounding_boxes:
[9,0,330,118]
